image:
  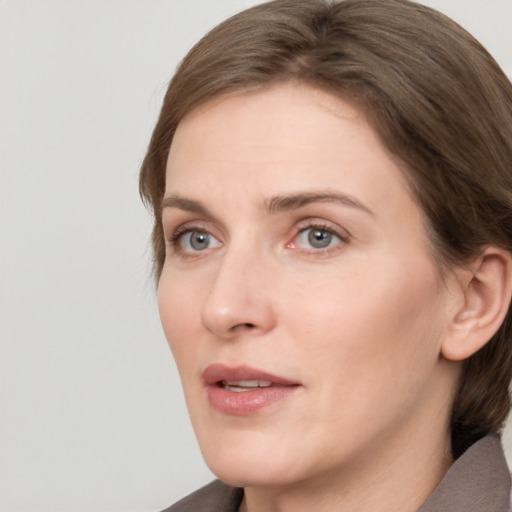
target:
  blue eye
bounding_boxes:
[180,230,221,252]
[296,227,342,249]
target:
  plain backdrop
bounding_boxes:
[1,1,511,511]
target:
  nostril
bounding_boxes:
[232,322,256,330]
[226,322,258,335]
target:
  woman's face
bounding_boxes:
[159,83,459,489]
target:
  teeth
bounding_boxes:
[233,380,259,388]
[222,380,273,391]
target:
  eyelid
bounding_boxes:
[295,218,350,239]
[163,215,210,237]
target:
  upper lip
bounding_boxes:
[203,364,299,386]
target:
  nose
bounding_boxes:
[201,244,277,339]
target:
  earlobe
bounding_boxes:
[441,247,512,362]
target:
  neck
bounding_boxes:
[240,419,453,512]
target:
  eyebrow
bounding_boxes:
[161,194,212,216]
[265,191,375,216]
[161,190,374,217]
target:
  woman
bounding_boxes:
[140,0,512,510]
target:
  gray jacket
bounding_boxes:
[163,435,511,512]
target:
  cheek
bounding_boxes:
[292,266,448,452]
[284,258,446,388]
[158,271,202,362]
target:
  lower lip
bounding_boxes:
[207,384,300,415]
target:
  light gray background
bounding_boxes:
[1,1,511,511]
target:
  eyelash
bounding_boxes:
[165,220,350,256]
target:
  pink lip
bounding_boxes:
[203,364,301,415]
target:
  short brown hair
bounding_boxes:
[139,0,512,443]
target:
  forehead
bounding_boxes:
[166,83,416,214]
[168,83,394,180]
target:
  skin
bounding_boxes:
[158,82,468,512]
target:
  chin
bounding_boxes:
[197,429,301,488]
[208,466,268,489]
[207,459,294,489]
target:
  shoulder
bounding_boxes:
[160,480,243,512]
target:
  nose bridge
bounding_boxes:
[201,236,275,338]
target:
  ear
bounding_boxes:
[441,247,512,362]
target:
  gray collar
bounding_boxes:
[419,434,511,512]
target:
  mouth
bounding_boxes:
[203,364,301,415]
